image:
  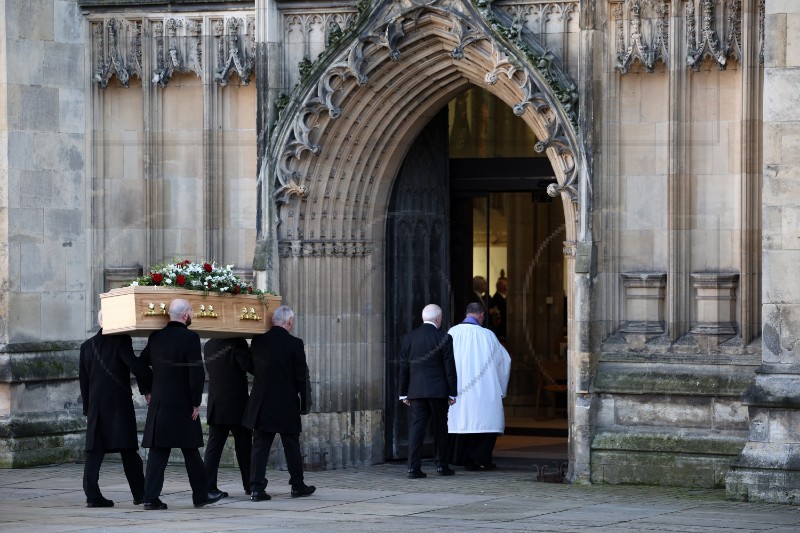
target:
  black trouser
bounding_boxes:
[249,430,303,492]
[204,424,252,493]
[449,433,498,466]
[407,398,449,472]
[144,447,208,505]
[83,446,145,503]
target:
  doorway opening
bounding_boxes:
[385,87,569,472]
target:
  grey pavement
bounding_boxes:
[1,460,799,532]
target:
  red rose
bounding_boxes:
[232,285,241,295]
[151,273,163,284]
[203,263,213,272]
[176,275,186,286]
[248,287,253,294]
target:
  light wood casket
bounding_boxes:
[99,286,281,338]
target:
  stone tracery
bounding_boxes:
[268,0,583,252]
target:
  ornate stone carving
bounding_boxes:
[496,1,578,38]
[92,15,250,88]
[278,240,373,258]
[149,17,204,87]
[215,17,255,86]
[686,0,741,71]
[613,0,669,74]
[270,0,581,216]
[93,19,142,88]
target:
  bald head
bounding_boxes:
[169,298,193,323]
[421,304,443,329]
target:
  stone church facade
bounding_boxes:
[1,0,798,503]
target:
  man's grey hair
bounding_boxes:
[97,309,103,328]
[421,304,442,323]
[169,298,192,321]
[272,305,295,326]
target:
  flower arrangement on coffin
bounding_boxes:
[125,260,277,299]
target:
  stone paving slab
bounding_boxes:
[0,461,798,532]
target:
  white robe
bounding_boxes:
[447,323,511,434]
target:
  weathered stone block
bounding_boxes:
[6,39,44,86]
[44,208,83,242]
[615,395,712,428]
[7,131,34,172]
[9,208,44,243]
[41,292,86,341]
[8,86,58,131]
[8,292,42,342]
[20,242,65,292]
[763,250,800,304]
[54,0,83,44]
[59,89,85,134]
[767,409,800,443]
[711,399,749,430]
[591,450,728,488]
[762,206,782,250]
[5,0,54,41]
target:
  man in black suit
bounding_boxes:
[140,299,223,510]
[79,310,152,508]
[203,337,252,497]
[398,303,458,478]
[243,305,315,501]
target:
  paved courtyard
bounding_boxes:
[1,460,799,532]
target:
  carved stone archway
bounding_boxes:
[256,0,590,479]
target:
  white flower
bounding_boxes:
[131,281,139,286]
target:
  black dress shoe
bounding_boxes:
[290,483,316,498]
[245,489,252,496]
[133,498,143,506]
[208,489,228,499]
[464,462,480,471]
[86,497,114,508]
[408,470,427,479]
[437,466,455,476]
[250,491,271,501]
[194,491,224,508]
[143,499,168,510]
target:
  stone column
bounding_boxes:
[726,2,800,503]
[0,0,89,466]
[252,0,281,291]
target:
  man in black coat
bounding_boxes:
[203,337,252,497]
[140,299,223,510]
[79,310,152,507]
[398,303,458,478]
[243,305,315,501]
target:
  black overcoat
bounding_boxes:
[141,322,205,449]
[79,330,152,452]
[398,323,457,399]
[204,337,250,426]
[242,326,307,434]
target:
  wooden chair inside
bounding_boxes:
[534,360,568,419]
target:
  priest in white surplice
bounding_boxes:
[447,302,511,470]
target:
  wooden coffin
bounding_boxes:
[99,286,281,338]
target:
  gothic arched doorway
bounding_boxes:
[259,0,587,480]
[385,88,569,467]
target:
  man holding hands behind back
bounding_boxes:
[79,310,152,508]
[398,303,458,478]
[243,305,316,501]
[140,299,224,510]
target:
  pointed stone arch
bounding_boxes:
[256,0,590,477]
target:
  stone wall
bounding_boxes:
[726,1,800,503]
